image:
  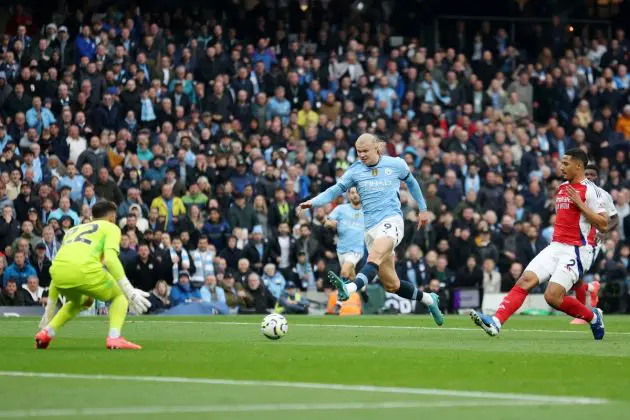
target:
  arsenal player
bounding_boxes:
[470,149,609,340]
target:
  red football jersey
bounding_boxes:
[553,180,605,246]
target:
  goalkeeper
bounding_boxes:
[36,201,151,350]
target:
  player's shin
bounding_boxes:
[396,280,434,305]
[49,299,84,331]
[575,283,588,305]
[494,286,529,326]
[347,261,379,294]
[108,293,129,339]
[558,296,595,322]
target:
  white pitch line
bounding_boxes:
[0,400,571,418]
[0,371,608,405]
[5,318,630,335]
[129,320,630,336]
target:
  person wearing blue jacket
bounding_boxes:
[25,97,56,135]
[3,250,36,288]
[75,25,96,62]
[200,274,229,314]
[169,271,202,306]
[262,263,286,300]
[265,86,291,125]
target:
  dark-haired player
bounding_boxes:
[36,201,151,350]
[471,149,608,340]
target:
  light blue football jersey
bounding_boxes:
[334,156,409,230]
[329,203,365,254]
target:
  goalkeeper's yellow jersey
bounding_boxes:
[52,219,121,274]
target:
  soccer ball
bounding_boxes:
[260,314,288,340]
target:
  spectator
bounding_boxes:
[516,225,547,267]
[31,242,51,288]
[218,235,243,270]
[21,275,45,306]
[0,204,19,252]
[227,192,257,232]
[502,262,523,292]
[147,279,172,314]
[482,258,501,294]
[270,222,295,280]
[26,96,56,135]
[242,225,271,273]
[150,183,186,233]
[119,234,137,267]
[474,227,499,264]
[169,271,202,306]
[164,236,194,284]
[241,272,276,314]
[616,105,630,140]
[200,274,228,314]
[277,281,309,314]
[292,224,321,265]
[203,207,231,250]
[294,251,316,291]
[438,170,463,211]
[221,272,250,311]
[190,236,216,284]
[49,196,80,226]
[40,226,61,261]
[3,250,36,287]
[455,255,483,289]
[0,278,24,306]
[478,172,504,216]
[262,263,286,300]
[235,258,252,285]
[266,86,291,125]
[95,167,123,205]
[75,25,96,62]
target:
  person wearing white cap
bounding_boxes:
[56,26,72,68]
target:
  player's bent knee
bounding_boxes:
[382,278,400,293]
[516,272,539,291]
[543,290,562,308]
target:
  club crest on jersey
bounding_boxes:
[371,168,378,176]
[385,168,393,175]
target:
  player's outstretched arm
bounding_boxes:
[404,176,430,228]
[297,183,345,217]
[298,167,355,216]
[404,176,428,211]
[103,249,151,314]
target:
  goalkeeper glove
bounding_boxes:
[118,278,151,314]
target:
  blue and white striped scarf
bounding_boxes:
[191,249,215,282]
[169,247,190,283]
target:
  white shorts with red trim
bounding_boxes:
[524,242,594,291]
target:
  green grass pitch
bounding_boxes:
[1,315,630,419]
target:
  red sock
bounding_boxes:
[558,296,594,322]
[495,286,528,324]
[574,283,588,305]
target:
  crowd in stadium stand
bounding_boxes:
[0,3,629,314]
